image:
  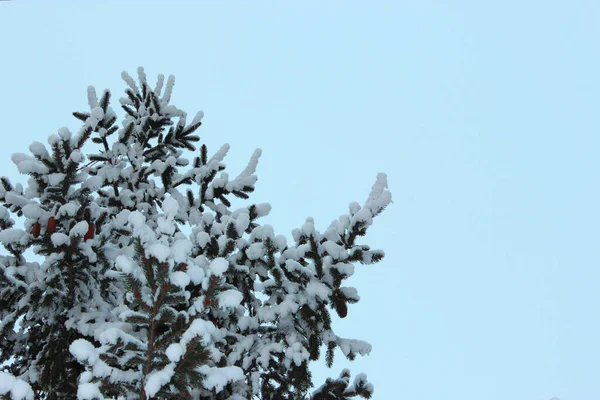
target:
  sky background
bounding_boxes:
[1,1,599,399]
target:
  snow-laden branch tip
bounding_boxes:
[86,86,98,109]
[364,172,392,215]
[121,71,140,95]
[234,148,262,181]
[137,66,147,88]
[191,110,204,125]
[208,143,231,164]
[162,75,175,104]
[0,371,35,400]
[154,74,165,97]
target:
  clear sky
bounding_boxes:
[1,1,599,399]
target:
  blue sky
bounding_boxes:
[1,1,599,399]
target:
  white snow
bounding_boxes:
[305,281,331,300]
[254,203,271,217]
[336,337,372,357]
[90,107,104,121]
[21,204,43,219]
[301,217,315,236]
[82,176,102,191]
[209,257,229,276]
[115,255,135,274]
[209,144,230,164]
[14,158,49,175]
[234,213,250,235]
[144,364,175,397]
[147,243,170,263]
[137,66,147,86]
[234,149,261,181]
[365,172,392,214]
[186,264,205,285]
[70,221,89,237]
[165,343,184,363]
[121,71,139,94]
[162,75,175,103]
[47,134,60,145]
[274,234,287,250]
[87,86,98,108]
[51,233,70,246]
[29,141,49,158]
[154,74,165,96]
[162,196,179,216]
[198,365,244,393]
[70,339,98,364]
[218,289,243,309]
[246,243,264,260]
[195,231,210,249]
[58,127,72,140]
[170,271,190,288]
[171,239,192,263]
[191,110,204,125]
[58,203,79,217]
[127,211,146,230]
[47,173,66,186]
[0,372,34,400]
[322,240,344,259]
[70,149,83,163]
[77,382,103,400]
[157,216,175,235]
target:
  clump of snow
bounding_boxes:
[77,382,103,400]
[29,141,48,158]
[336,337,372,357]
[209,257,229,276]
[144,364,175,397]
[58,203,79,218]
[162,75,175,103]
[365,172,392,214]
[171,239,192,263]
[234,149,261,181]
[246,243,264,260]
[21,204,43,219]
[121,71,139,95]
[162,196,179,216]
[58,127,72,140]
[0,371,34,400]
[147,243,170,263]
[87,86,98,108]
[254,203,271,217]
[198,365,244,393]
[51,233,69,246]
[306,281,331,300]
[186,264,205,285]
[70,221,89,237]
[0,229,26,246]
[127,211,146,229]
[170,271,190,288]
[196,231,210,248]
[191,110,204,125]
[70,149,83,163]
[69,339,98,364]
[157,216,176,235]
[166,343,184,363]
[82,176,102,191]
[47,173,66,186]
[218,289,243,308]
[115,255,135,274]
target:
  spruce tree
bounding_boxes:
[0,68,392,399]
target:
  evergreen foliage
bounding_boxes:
[0,68,391,399]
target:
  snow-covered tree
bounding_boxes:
[0,68,391,399]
